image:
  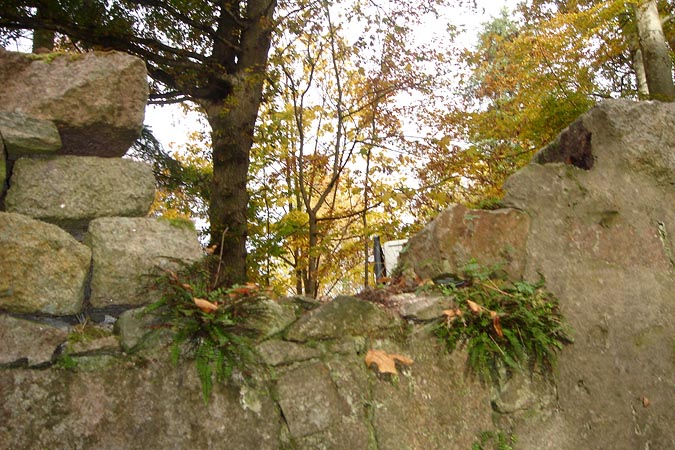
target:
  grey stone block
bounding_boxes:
[6,156,155,238]
[86,217,202,308]
[0,212,91,315]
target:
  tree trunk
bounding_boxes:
[306,211,320,298]
[635,0,675,101]
[203,60,272,287]
[362,148,371,289]
[620,8,650,99]
[31,5,55,52]
[632,47,650,99]
[203,0,276,287]
[205,101,253,287]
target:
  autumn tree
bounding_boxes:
[517,0,675,100]
[247,0,457,297]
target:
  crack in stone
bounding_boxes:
[657,221,675,269]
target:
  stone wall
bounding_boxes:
[0,50,202,351]
[1,48,674,450]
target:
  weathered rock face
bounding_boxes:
[0,49,147,156]
[0,295,494,450]
[398,203,530,280]
[87,218,203,308]
[285,295,401,342]
[5,156,155,238]
[0,315,69,368]
[0,360,282,450]
[0,212,91,315]
[2,66,674,449]
[498,99,675,450]
[0,112,61,158]
[0,139,6,206]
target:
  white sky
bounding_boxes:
[145,0,518,151]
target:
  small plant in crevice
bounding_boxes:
[147,257,269,403]
[471,430,516,450]
[471,196,505,211]
[433,261,573,384]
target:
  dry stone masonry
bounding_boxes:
[0,50,202,341]
[0,48,148,156]
[1,49,674,450]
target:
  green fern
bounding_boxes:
[147,257,268,403]
[434,261,572,383]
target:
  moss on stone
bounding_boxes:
[158,215,196,230]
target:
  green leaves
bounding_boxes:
[434,262,573,384]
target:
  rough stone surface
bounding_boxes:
[0,138,6,207]
[114,307,173,357]
[369,335,493,450]
[393,293,455,320]
[0,212,91,315]
[86,217,203,308]
[285,295,401,342]
[0,360,281,450]
[0,49,147,156]
[0,293,500,450]
[0,315,69,367]
[115,307,156,352]
[398,203,530,281]
[499,99,675,449]
[250,299,298,340]
[0,112,61,158]
[276,362,350,439]
[256,340,321,366]
[65,327,119,357]
[5,156,155,238]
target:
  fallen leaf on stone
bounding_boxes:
[642,396,650,408]
[194,297,219,313]
[365,349,413,375]
[418,278,434,287]
[167,270,180,282]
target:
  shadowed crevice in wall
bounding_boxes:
[534,119,594,170]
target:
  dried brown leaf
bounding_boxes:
[194,297,219,313]
[365,349,413,375]
[467,299,484,314]
[493,315,504,338]
[230,282,260,297]
[442,308,463,321]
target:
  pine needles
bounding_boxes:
[433,261,573,384]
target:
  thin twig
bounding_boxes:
[214,226,229,289]
[483,279,512,297]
